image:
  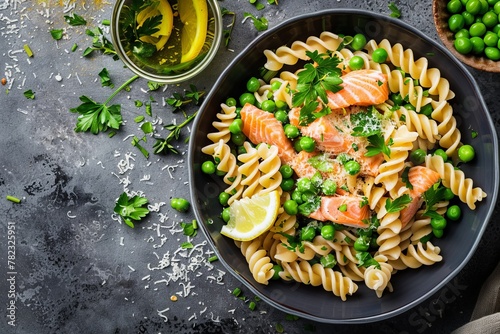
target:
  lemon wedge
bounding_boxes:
[178,0,208,63]
[220,191,280,241]
[137,0,174,50]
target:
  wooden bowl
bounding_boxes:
[433,0,500,72]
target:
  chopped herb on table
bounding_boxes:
[113,192,150,228]
[23,89,35,99]
[64,13,87,26]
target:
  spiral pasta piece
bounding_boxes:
[213,140,244,204]
[430,100,461,155]
[202,104,237,155]
[263,32,344,71]
[375,125,418,191]
[376,198,403,261]
[425,155,486,209]
[257,144,283,196]
[339,261,365,282]
[365,39,455,103]
[400,241,442,269]
[240,236,275,284]
[364,255,394,297]
[280,260,358,301]
[396,106,440,144]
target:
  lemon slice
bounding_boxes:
[221,191,280,241]
[137,0,174,50]
[178,0,208,63]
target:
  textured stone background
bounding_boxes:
[1,1,499,333]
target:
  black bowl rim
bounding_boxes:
[188,8,499,324]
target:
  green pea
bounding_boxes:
[296,177,315,193]
[344,160,361,175]
[470,36,486,54]
[433,148,447,161]
[299,136,316,153]
[284,199,299,215]
[483,11,499,27]
[479,0,490,14]
[448,14,466,32]
[221,207,231,222]
[349,55,365,70]
[229,119,243,134]
[485,46,500,59]
[462,11,476,26]
[488,0,500,5]
[201,160,216,174]
[372,48,388,63]
[454,37,473,54]
[219,191,230,206]
[495,1,500,14]
[271,81,282,91]
[404,103,416,111]
[261,99,276,112]
[301,191,316,203]
[171,197,190,212]
[294,138,303,152]
[420,103,433,117]
[246,77,260,93]
[466,0,482,15]
[320,254,337,268]
[390,93,404,106]
[446,205,462,221]
[458,144,475,162]
[431,216,447,230]
[280,178,295,192]
[239,92,256,106]
[447,0,463,13]
[320,224,335,240]
[274,110,288,123]
[272,264,283,280]
[469,22,487,36]
[455,28,470,39]
[231,132,246,146]
[484,31,499,46]
[280,165,294,178]
[321,179,337,196]
[354,236,370,252]
[300,226,316,241]
[443,188,455,201]
[433,228,444,238]
[275,100,288,110]
[284,124,300,139]
[226,97,237,107]
[410,148,427,165]
[351,33,367,51]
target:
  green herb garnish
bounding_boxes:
[356,251,380,269]
[23,89,35,99]
[50,29,64,40]
[422,182,446,213]
[365,134,392,157]
[293,50,343,126]
[388,2,401,18]
[64,13,87,26]
[385,194,412,213]
[98,68,114,88]
[70,75,139,134]
[113,192,150,228]
[153,111,198,154]
[243,12,268,31]
[83,27,118,60]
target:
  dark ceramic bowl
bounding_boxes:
[188,9,499,323]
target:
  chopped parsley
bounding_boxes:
[243,12,268,31]
[23,89,35,99]
[293,50,343,126]
[385,194,412,213]
[388,2,401,18]
[64,13,87,26]
[50,29,64,40]
[350,107,383,137]
[365,135,393,157]
[113,192,150,228]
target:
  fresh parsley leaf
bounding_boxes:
[292,50,343,126]
[153,111,198,155]
[181,221,198,237]
[131,135,149,158]
[98,68,114,88]
[181,242,194,249]
[221,8,236,47]
[50,29,64,40]
[298,196,321,216]
[388,2,401,18]
[23,89,35,99]
[385,194,412,213]
[64,13,87,26]
[147,81,163,91]
[69,75,139,134]
[365,134,392,157]
[113,192,150,228]
[243,12,268,31]
[401,166,413,190]
[83,27,118,60]
[422,183,446,213]
[356,252,380,269]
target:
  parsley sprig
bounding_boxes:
[366,135,393,157]
[83,27,118,60]
[292,50,343,126]
[153,111,198,154]
[113,192,150,228]
[385,194,412,213]
[70,75,139,134]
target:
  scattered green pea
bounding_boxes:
[320,224,335,240]
[274,110,288,123]
[279,165,294,178]
[283,199,298,215]
[434,148,448,161]
[239,92,256,106]
[458,144,475,162]
[344,160,361,175]
[246,77,261,93]
[431,216,447,230]
[219,192,230,206]
[446,205,462,221]
[351,33,367,51]
[201,160,216,174]
[300,226,316,241]
[372,48,388,63]
[410,148,427,165]
[299,136,316,153]
[280,178,295,192]
[284,124,300,139]
[261,99,276,112]
[229,119,243,134]
[171,197,190,212]
[349,55,365,70]
[221,207,231,222]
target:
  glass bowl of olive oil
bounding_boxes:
[111,0,222,84]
